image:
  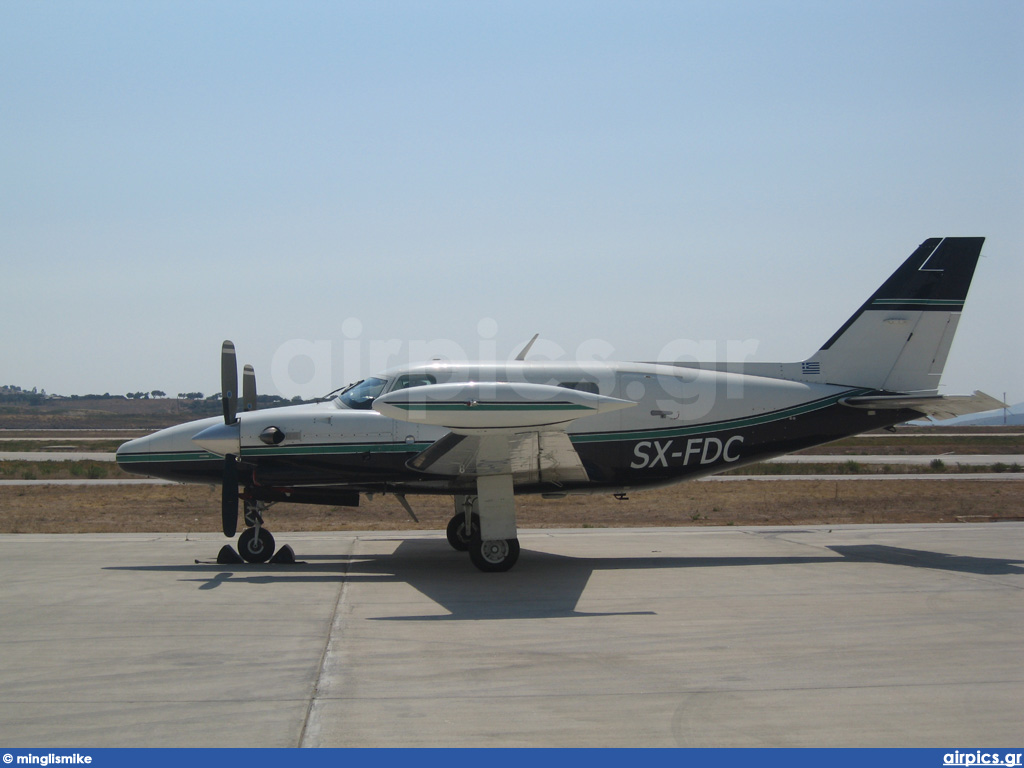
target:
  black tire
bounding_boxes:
[446,512,480,552]
[468,534,520,573]
[238,527,275,563]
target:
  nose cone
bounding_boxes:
[115,416,227,479]
[191,421,241,457]
[115,435,148,475]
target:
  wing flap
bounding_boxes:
[536,431,590,484]
[407,430,589,485]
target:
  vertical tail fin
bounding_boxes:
[805,237,984,392]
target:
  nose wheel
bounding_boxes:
[237,499,276,563]
[238,526,276,563]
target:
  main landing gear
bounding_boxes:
[468,536,521,573]
[445,510,479,551]
[446,495,520,573]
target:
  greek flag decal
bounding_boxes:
[802,361,821,375]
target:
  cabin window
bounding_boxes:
[337,377,388,410]
[558,381,598,395]
[390,374,437,391]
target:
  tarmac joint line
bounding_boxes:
[298,535,355,748]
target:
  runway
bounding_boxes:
[0,452,119,461]
[4,473,1024,486]
[770,454,1024,466]
[3,451,1023,465]
[0,524,1020,747]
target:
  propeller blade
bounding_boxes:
[222,454,238,537]
[242,364,257,413]
[221,340,238,425]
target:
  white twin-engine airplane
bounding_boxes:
[118,237,1002,571]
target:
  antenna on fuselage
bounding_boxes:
[515,333,540,361]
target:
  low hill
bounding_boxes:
[0,395,301,429]
[0,397,220,429]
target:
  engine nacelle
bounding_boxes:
[374,381,634,431]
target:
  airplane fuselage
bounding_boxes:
[117,360,913,497]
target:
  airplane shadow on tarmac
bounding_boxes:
[103,538,1024,622]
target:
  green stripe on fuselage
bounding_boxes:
[570,389,870,444]
[389,402,591,412]
[119,391,871,462]
[117,450,221,464]
[871,298,964,307]
[240,442,433,458]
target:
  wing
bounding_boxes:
[375,380,633,486]
[375,381,635,540]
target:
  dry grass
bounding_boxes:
[2,424,1021,533]
[1,479,1021,534]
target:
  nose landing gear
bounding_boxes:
[237,500,276,564]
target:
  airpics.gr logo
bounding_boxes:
[943,752,1023,767]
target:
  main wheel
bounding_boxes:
[238,527,276,563]
[446,512,480,552]
[468,534,520,573]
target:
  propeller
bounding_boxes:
[218,341,259,538]
[222,447,239,538]
[221,341,238,426]
[192,341,260,538]
[242,364,257,413]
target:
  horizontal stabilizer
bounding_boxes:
[840,390,1005,421]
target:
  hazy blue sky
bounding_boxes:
[3,1,1022,403]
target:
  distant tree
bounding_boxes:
[151,390,166,398]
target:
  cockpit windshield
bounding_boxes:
[335,377,388,410]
